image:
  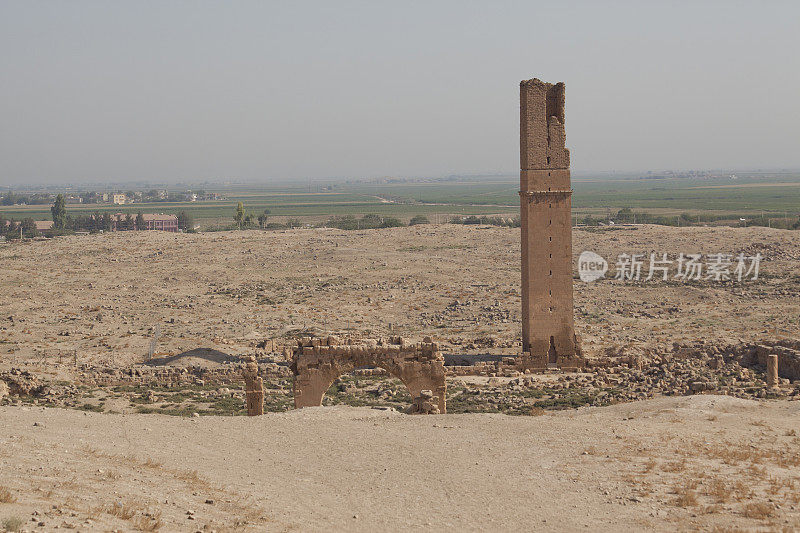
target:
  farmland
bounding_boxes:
[2,170,800,229]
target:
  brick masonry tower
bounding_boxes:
[519,78,583,370]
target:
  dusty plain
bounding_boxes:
[2,224,800,531]
[3,224,799,364]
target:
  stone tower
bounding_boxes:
[519,78,582,369]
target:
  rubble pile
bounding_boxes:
[407,390,441,414]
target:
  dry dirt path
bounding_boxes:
[1,396,799,531]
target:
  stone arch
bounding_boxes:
[291,338,446,413]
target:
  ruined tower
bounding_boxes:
[519,78,582,369]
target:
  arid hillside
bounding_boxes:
[1,224,798,367]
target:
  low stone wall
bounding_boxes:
[741,343,800,381]
[73,362,292,388]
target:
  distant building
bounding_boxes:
[112,194,127,205]
[185,193,198,202]
[140,214,179,232]
[35,220,54,232]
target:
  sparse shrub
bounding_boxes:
[379,216,404,228]
[1,516,24,532]
[408,215,430,226]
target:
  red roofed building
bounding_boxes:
[140,214,179,232]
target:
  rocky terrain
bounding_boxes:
[2,224,799,365]
[2,224,799,413]
[1,224,799,530]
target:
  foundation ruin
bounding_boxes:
[291,336,446,413]
[518,78,584,371]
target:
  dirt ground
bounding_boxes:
[2,224,799,366]
[0,396,799,531]
[2,224,800,531]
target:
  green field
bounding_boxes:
[2,171,800,229]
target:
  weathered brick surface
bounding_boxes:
[519,78,583,370]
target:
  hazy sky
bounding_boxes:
[1,1,798,185]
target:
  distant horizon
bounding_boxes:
[4,166,800,191]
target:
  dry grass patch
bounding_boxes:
[683,440,800,469]
[102,469,122,480]
[142,458,163,469]
[131,509,163,531]
[673,486,699,507]
[730,480,754,502]
[173,469,202,484]
[661,459,686,473]
[747,464,767,478]
[742,501,774,519]
[767,475,796,496]
[706,479,730,504]
[682,478,699,491]
[106,501,138,520]
[0,486,16,503]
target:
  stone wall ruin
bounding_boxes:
[291,336,446,413]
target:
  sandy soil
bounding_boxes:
[2,224,799,368]
[0,396,798,531]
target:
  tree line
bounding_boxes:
[0,194,193,239]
